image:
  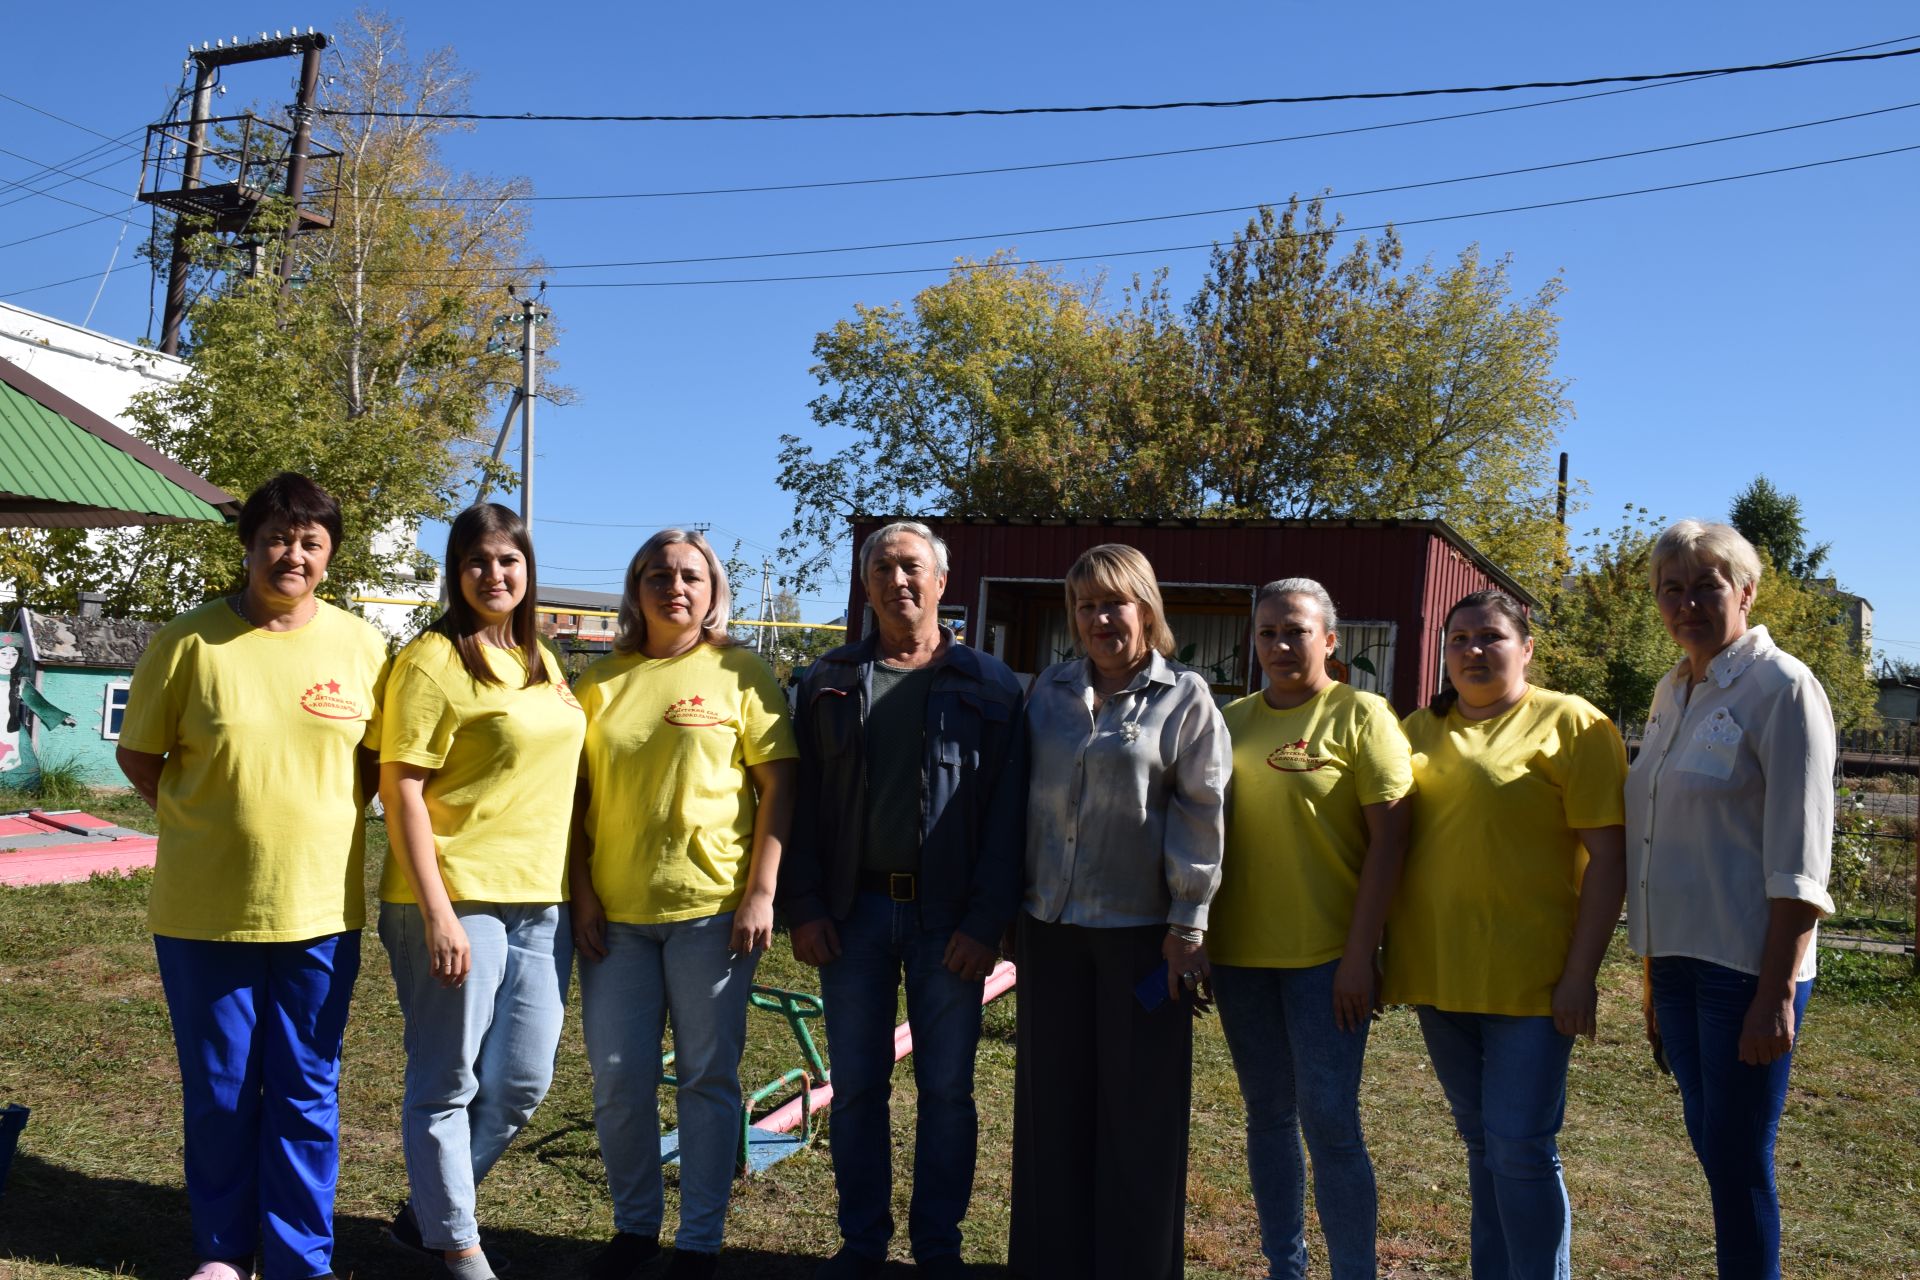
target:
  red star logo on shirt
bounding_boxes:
[1290,738,1309,750]
[688,695,704,706]
[326,680,341,694]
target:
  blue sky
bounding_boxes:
[3,3,1914,658]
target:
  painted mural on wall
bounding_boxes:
[0,632,22,777]
[5,611,158,789]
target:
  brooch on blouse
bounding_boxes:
[1120,721,1143,744]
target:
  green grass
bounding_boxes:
[3,809,1918,1278]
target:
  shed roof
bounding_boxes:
[0,354,236,527]
[857,515,1541,608]
[17,607,161,670]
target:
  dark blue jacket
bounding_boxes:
[777,627,1029,946]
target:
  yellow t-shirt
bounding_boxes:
[378,631,586,905]
[1382,687,1628,1015]
[120,599,389,943]
[575,643,797,924]
[1209,682,1413,968]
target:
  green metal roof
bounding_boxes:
[0,356,234,527]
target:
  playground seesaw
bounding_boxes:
[654,960,1018,1176]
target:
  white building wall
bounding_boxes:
[0,301,186,428]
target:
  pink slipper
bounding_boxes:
[187,1262,249,1280]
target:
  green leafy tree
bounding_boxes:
[13,12,547,618]
[1729,475,1829,578]
[778,198,1572,594]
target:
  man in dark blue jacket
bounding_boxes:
[779,520,1028,1280]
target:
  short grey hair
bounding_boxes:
[1648,520,1764,596]
[1256,577,1339,637]
[859,520,950,578]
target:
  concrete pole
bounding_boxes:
[159,61,218,355]
[520,303,537,525]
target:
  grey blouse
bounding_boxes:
[1022,651,1231,929]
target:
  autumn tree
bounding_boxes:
[778,198,1570,593]
[14,12,545,617]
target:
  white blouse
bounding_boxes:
[1625,626,1835,981]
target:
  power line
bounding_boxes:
[358,102,1920,277]
[364,33,1920,204]
[0,260,143,301]
[0,208,133,252]
[525,141,1920,290]
[0,135,140,201]
[320,45,1920,125]
[0,91,144,149]
[0,142,136,200]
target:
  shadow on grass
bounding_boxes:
[0,1152,1019,1278]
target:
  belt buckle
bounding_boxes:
[888,872,915,902]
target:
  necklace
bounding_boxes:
[229,591,313,631]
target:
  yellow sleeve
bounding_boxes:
[737,652,799,766]
[1560,705,1627,829]
[118,627,186,755]
[380,655,460,769]
[1354,696,1414,805]
[362,651,394,751]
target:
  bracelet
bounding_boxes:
[1167,925,1204,944]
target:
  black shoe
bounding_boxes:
[587,1232,663,1280]
[916,1258,970,1280]
[815,1247,885,1280]
[664,1249,720,1280]
[386,1203,436,1259]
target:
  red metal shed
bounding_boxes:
[844,517,1539,714]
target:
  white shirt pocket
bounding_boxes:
[1676,706,1742,781]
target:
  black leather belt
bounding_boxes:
[857,870,918,901]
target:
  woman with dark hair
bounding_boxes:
[1209,578,1411,1280]
[117,472,388,1280]
[1629,520,1834,1280]
[569,529,796,1280]
[1382,590,1627,1279]
[1012,543,1230,1280]
[377,503,586,1280]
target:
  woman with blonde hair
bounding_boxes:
[570,529,797,1280]
[379,503,586,1280]
[1011,543,1230,1280]
[1628,519,1834,1280]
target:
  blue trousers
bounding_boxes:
[818,892,985,1263]
[579,912,758,1253]
[153,931,361,1280]
[1214,961,1378,1280]
[1416,1008,1575,1280]
[380,902,571,1252]
[1649,956,1813,1280]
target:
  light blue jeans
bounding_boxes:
[379,901,571,1252]
[578,912,758,1253]
[1213,960,1377,1280]
[1416,1008,1576,1280]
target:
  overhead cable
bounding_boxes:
[358,101,1920,276]
[318,45,1920,124]
[0,91,145,148]
[533,142,1920,289]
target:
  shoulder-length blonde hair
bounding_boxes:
[614,529,735,654]
[1064,543,1176,658]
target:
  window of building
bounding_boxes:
[1334,621,1396,700]
[101,680,131,740]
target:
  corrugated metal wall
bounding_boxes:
[846,520,1516,714]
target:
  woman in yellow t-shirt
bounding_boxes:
[1382,589,1627,1278]
[376,503,586,1280]
[569,529,796,1280]
[118,472,388,1280]
[1210,578,1412,1280]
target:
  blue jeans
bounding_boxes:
[153,931,360,1280]
[379,901,571,1252]
[1648,956,1813,1280]
[1416,1008,1575,1280]
[817,891,985,1262]
[1214,961,1377,1280]
[578,913,757,1252]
